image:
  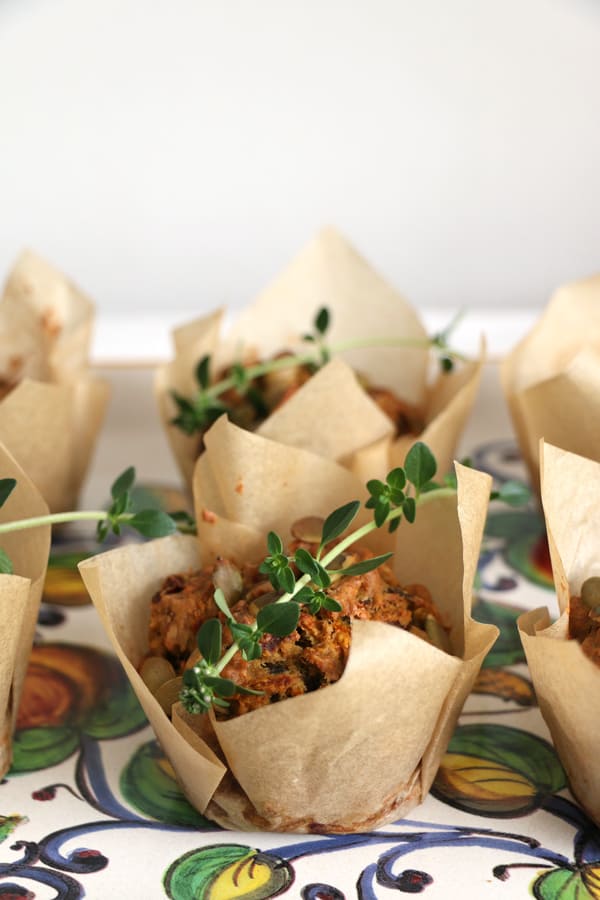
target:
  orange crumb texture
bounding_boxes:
[146,540,444,719]
[40,308,62,338]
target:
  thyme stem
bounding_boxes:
[204,334,464,404]
[0,510,114,534]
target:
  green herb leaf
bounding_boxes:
[496,480,531,508]
[179,684,210,715]
[388,487,405,506]
[405,442,437,490]
[267,531,283,556]
[294,547,321,579]
[274,565,296,594]
[195,355,211,390]
[231,362,247,390]
[128,510,178,538]
[311,562,331,588]
[212,696,230,709]
[197,619,222,664]
[170,393,200,435]
[335,553,393,577]
[257,601,301,637]
[171,391,195,414]
[203,674,237,697]
[294,585,316,605]
[0,548,13,574]
[235,684,265,696]
[168,510,197,534]
[374,499,390,528]
[111,466,135,500]
[213,587,233,620]
[0,478,16,509]
[386,468,406,492]
[320,500,360,546]
[402,496,416,523]
[111,491,130,518]
[195,398,229,427]
[182,669,197,687]
[229,621,254,638]
[388,516,401,534]
[304,589,329,614]
[169,510,195,523]
[230,622,262,660]
[294,549,332,588]
[443,471,458,490]
[314,307,330,335]
[321,595,342,612]
[366,478,386,499]
[245,385,269,417]
[96,520,109,542]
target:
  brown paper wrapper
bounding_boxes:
[156,228,484,489]
[518,440,600,825]
[501,274,600,492]
[0,252,109,511]
[0,441,51,777]
[80,417,497,832]
[0,250,95,383]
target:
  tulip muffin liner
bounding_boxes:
[0,250,94,383]
[156,227,483,489]
[0,252,109,511]
[79,417,496,833]
[518,440,600,826]
[501,274,600,492]
[0,441,51,777]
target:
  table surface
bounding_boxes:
[2,353,597,900]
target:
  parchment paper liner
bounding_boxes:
[0,378,109,513]
[518,440,600,825]
[156,227,484,488]
[0,441,51,777]
[80,417,496,832]
[0,250,94,383]
[501,274,600,492]
[0,252,109,511]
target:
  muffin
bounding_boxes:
[0,440,51,777]
[143,538,447,719]
[79,417,496,832]
[518,440,600,825]
[0,251,109,511]
[502,273,600,492]
[156,227,483,489]
[568,579,600,666]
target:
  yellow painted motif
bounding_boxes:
[583,864,600,899]
[437,753,535,806]
[473,669,535,706]
[43,567,89,606]
[210,852,272,899]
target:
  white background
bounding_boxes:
[1,0,600,319]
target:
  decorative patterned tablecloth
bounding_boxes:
[1,364,598,900]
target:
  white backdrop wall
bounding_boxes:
[1,0,600,317]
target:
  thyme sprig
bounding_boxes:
[170,307,467,436]
[179,442,440,715]
[0,467,190,574]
